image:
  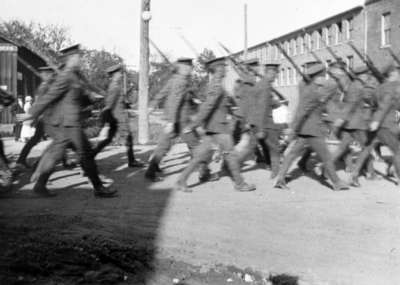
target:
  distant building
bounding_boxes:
[233,0,400,122]
[0,34,46,123]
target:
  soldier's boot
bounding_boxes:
[198,164,219,183]
[127,147,144,168]
[145,159,163,182]
[94,185,118,198]
[32,173,56,197]
[173,180,192,193]
[234,182,256,192]
[273,179,290,190]
[332,180,350,191]
[349,175,361,188]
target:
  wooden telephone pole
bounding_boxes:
[138,0,151,144]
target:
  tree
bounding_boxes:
[0,20,72,64]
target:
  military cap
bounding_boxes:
[353,65,370,75]
[242,58,259,66]
[106,64,123,74]
[176,57,193,65]
[305,61,325,76]
[38,66,55,72]
[59,44,81,56]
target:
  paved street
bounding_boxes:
[0,138,400,284]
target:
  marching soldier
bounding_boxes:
[331,66,377,178]
[236,62,282,179]
[93,64,144,167]
[20,44,116,197]
[14,66,56,170]
[350,63,400,186]
[145,58,213,182]
[173,58,256,193]
[274,62,349,191]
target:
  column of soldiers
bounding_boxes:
[3,42,400,197]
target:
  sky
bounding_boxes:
[1,0,364,68]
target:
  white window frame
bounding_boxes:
[381,12,391,47]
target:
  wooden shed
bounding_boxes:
[0,34,46,123]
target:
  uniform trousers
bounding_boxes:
[353,128,400,179]
[34,125,102,190]
[94,112,136,164]
[178,133,244,186]
[276,135,341,184]
[332,129,374,173]
[17,120,45,164]
[236,128,280,174]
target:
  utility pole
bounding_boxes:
[243,3,248,60]
[138,0,151,144]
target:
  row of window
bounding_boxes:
[274,56,354,87]
[245,17,355,62]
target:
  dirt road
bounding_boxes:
[0,138,399,284]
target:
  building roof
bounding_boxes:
[234,5,363,56]
[0,33,47,69]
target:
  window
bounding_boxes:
[314,31,321,50]
[280,68,285,86]
[348,18,354,39]
[287,67,292,85]
[305,33,312,51]
[298,37,304,54]
[286,41,291,56]
[327,25,333,46]
[382,12,391,46]
[293,68,297,84]
[333,24,339,45]
[292,39,297,56]
[343,19,351,41]
[337,22,343,43]
[322,28,328,47]
[346,55,354,70]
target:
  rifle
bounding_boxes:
[325,45,358,81]
[276,44,311,83]
[305,46,346,93]
[348,42,385,83]
[385,47,400,66]
[149,38,173,66]
[218,42,288,103]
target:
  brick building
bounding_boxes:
[233,0,400,121]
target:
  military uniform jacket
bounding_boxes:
[341,80,373,130]
[292,79,337,137]
[35,75,56,122]
[104,75,127,123]
[236,80,255,126]
[194,74,231,134]
[373,81,400,131]
[155,73,194,127]
[250,78,280,131]
[29,67,91,127]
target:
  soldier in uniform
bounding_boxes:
[21,44,116,197]
[274,62,349,191]
[0,87,15,189]
[236,62,282,178]
[14,66,56,169]
[350,63,400,186]
[331,66,377,178]
[145,58,212,182]
[93,64,144,167]
[173,58,256,193]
